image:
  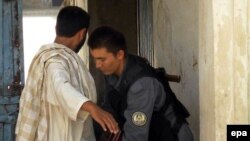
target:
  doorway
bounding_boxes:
[23,0,63,80]
[88,0,138,104]
[0,0,152,140]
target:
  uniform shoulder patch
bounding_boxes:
[132,112,147,126]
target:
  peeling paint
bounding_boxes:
[153,0,199,140]
[0,0,24,140]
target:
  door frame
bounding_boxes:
[137,0,154,65]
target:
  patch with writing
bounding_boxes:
[132,112,147,126]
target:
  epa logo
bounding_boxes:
[227,125,250,141]
[231,131,247,138]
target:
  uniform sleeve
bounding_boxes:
[46,61,90,121]
[122,77,166,141]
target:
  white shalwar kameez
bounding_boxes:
[15,43,97,141]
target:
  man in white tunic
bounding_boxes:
[15,6,119,141]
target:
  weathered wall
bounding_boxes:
[199,0,215,140]
[154,0,250,140]
[152,0,199,140]
[200,0,250,141]
[248,1,250,124]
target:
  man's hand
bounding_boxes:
[82,101,119,134]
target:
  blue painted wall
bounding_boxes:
[0,0,24,141]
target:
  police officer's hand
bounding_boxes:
[82,101,119,134]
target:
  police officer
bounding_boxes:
[88,25,194,141]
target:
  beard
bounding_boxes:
[74,36,86,53]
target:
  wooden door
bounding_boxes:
[0,0,24,141]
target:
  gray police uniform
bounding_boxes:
[104,54,194,141]
[108,75,166,141]
[125,77,167,141]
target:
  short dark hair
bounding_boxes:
[88,26,127,55]
[56,6,90,37]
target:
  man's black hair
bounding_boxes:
[56,6,90,37]
[88,26,127,55]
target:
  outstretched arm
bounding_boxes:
[47,60,119,134]
[82,101,119,134]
